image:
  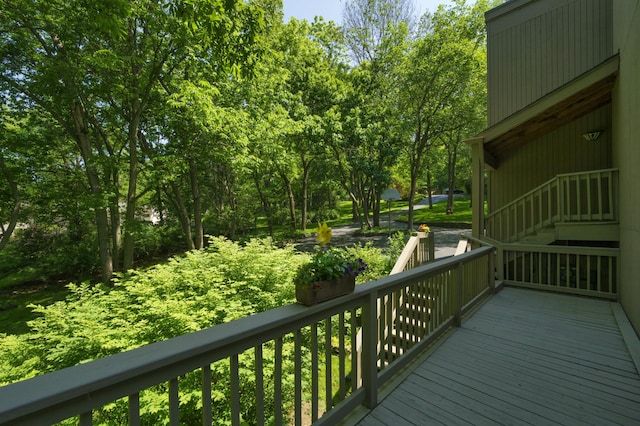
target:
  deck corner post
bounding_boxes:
[361,292,379,408]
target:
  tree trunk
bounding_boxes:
[358,176,372,229]
[189,156,204,249]
[0,155,20,251]
[110,203,121,273]
[301,155,313,230]
[122,111,140,271]
[427,165,433,209]
[253,173,274,238]
[281,173,297,230]
[446,141,458,214]
[372,188,381,227]
[108,168,121,272]
[166,182,195,250]
[72,101,113,284]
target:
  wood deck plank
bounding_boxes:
[455,328,640,392]
[463,316,639,375]
[357,287,640,425]
[434,332,640,422]
[424,346,638,425]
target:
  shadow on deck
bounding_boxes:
[353,287,640,425]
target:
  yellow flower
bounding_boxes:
[316,222,332,246]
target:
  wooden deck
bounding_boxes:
[356,287,640,425]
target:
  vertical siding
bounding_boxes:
[613,0,640,334]
[487,0,613,126]
[488,104,612,210]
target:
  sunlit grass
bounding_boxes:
[395,197,480,224]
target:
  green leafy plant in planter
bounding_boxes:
[294,223,367,305]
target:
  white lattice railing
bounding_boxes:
[0,245,494,426]
[485,169,618,242]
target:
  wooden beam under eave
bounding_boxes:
[484,149,498,170]
[485,77,615,156]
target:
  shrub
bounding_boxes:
[0,237,394,423]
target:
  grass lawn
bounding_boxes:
[395,196,478,225]
[0,283,70,335]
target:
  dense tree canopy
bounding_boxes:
[0,0,492,283]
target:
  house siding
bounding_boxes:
[487,0,613,126]
[613,0,640,334]
[488,104,612,211]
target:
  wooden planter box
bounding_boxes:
[296,275,356,306]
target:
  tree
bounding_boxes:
[338,0,412,228]
[343,0,416,65]
[395,0,488,230]
[0,0,264,280]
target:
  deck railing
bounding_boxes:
[0,246,494,426]
[499,242,619,299]
[485,169,618,242]
[477,234,619,300]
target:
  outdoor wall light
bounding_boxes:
[582,131,602,141]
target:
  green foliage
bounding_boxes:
[0,237,398,423]
[293,247,367,287]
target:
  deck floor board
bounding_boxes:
[356,287,640,425]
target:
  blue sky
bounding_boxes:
[283,0,454,24]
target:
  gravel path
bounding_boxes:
[295,195,470,259]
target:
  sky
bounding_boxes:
[283,0,454,24]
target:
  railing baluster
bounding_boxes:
[274,337,283,426]
[597,256,602,293]
[338,312,346,401]
[378,295,385,368]
[294,330,302,426]
[325,316,332,413]
[609,256,614,294]
[202,366,211,426]
[79,411,92,426]
[608,171,615,219]
[586,255,592,292]
[385,293,393,366]
[169,378,179,426]
[350,307,360,389]
[255,345,264,426]
[362,292,378,409]
[596,172,603,219]
[129,392,140,426]
[311,322,318,422]
[230,356,240,426]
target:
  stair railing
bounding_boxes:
[485,168,618,242]
[353,231,434,386]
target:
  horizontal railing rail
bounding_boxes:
[0,246,494,426]
[485,168,618,243]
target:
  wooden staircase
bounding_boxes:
[485,169,619,245]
